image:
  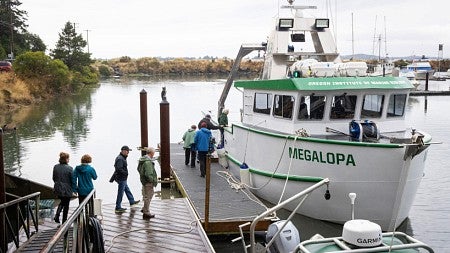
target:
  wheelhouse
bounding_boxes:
[236,77,413,136]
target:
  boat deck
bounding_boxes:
[169,143,273,233]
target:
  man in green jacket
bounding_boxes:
[182,124,197,168]
[137,147,158,220]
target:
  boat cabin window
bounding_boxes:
[273,95,295,119]
[330,94,357,119]
[387,94,407,117]
[361,94,384,118]
[298,95,326,120]
[253,93,272,115]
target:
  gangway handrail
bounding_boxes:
[246,178,330,253]
[40,189,97,253]
[0,192,41,252]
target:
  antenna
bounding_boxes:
[351,13,354,56]
[349,192,356,220]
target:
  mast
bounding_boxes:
[384,16,388,59]
[372,16,377,56]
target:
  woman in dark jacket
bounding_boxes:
[52,152,73,224]
[72,154,98,204]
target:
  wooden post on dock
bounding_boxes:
[140,90,149,156]
[160,87,171,184]
[425,72,429,91]
[0,129,6,252]
[204,154,211,231]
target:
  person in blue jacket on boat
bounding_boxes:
[72,154,98,204]
[194,122,212,177]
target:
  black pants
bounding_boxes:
[184,147,196,166]
[55,196,71,223]
[198,151,208,176]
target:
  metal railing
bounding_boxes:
[236,178,330,253]
[40,189,97,253]
[0,192,41,252]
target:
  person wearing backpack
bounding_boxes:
[137,147,158,220]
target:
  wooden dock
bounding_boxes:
[14,143,272,252]
[169,143,273,234]
[16,199,214,253]
[101,199,213,252]
[410,90,450,96]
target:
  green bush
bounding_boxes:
[98,65,112,77]
[71,66,99,90]
[13,51,72,94]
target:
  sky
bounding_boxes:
[20,0,450,60]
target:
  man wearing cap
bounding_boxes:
[194,122,212,177]
[114,145,140,213]
[197,114,221,131]
[137,147,158,219]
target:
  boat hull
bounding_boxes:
[223,124,428,231]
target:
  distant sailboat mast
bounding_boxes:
[384,16,388,59]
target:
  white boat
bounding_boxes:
[399,68,416,80]
[217,0,433,231]
[369,60,395,76]
[406,60,434,80]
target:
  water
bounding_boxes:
[2,77,450,251]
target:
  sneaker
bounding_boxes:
[131,200,140,206]
[143,214,155,220]
[115,208,127,213]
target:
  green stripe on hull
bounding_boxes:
[234,77,414,91]
[226,152,324,183]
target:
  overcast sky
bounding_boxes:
[21,0,450,59]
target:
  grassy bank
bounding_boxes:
[0,73,34,110]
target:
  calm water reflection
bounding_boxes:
[1,77,449,251]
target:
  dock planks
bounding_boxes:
[169,143,272,233]
[101,199,213,253]
[16,199,214,253]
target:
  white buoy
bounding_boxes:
[239,163,251,186]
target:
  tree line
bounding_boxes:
[93,57,263,77]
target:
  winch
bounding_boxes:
[349,120,380,141]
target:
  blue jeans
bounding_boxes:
[115,180,135,209]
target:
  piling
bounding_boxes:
[425,72,429,91]
[139,89,149,155]
[159,87,171,183]
[204,154,211,231]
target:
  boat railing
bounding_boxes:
[296,231,434,253]
[237,178,330,253]
[0,191,41,252]
[40,189,100,253]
